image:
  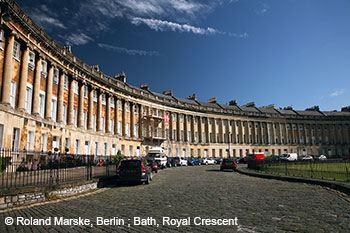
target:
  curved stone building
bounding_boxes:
[0,0,349,158]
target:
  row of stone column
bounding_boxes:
[0,30,145,138]
[164,111,349,146]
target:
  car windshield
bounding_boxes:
[121,160,140,168]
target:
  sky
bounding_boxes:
[17,0,350,111]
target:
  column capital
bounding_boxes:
[38,53,45,60]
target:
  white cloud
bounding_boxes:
[255,3,270,15]
[131,17,248,38]
[28,5,67,30]
[64,33,93,46]
[98,43,160,56]
[329,89,345,97]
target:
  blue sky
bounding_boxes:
[17,0,350,111]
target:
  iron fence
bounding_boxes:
[248,158,350,181]
[0,148,117,191]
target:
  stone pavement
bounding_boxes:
[1,165,350,232]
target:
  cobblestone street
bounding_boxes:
[1,165,350,232]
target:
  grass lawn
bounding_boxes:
[261,161,350,181]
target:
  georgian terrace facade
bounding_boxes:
[0,0,349,159]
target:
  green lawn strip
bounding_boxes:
[261,162,350,181]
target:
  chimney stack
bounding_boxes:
[141,83,149,91]
[208,97,217,103]
[162,90,173,96]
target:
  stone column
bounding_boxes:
[130,102,134,137]
[1,32,15,105]
[184,115,188,142]
[18,44,29,111]
[219,119,224,143]
[78,82,84,128]
[295,123,300,144]
[122,100,126,136]
[57,71,65,123]
[245,121,249,144]
[32,55,42,115]
[87,87,94,130]
[45,64,54,119]
[169,112,173,140]
[198,116,202,143]
[225,119,230,144]
[177,113,181,141]
[67,77,75,125]
[106,94,111,133]
[138,104,143,138]
[232,120,237,144]
[238,121,243,144]
[97,91,102,132]
[161,110,165,139]
[212,118,216,143]
[114,98,119,135]
[205,117,209,143]
[191,115,195,143]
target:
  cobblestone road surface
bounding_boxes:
[1,165,350,232]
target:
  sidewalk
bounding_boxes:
[237,164,350,195]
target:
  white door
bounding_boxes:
[85,141,90,155]
[183,149,186,158]
[204,149,208,158]
[137,146,141,157]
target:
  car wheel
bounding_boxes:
[155,170,158,173]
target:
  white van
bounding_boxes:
[281,153,298,161]
[146,147,167,168]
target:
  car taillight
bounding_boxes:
[141,162,146,173]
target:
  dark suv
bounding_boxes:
[117,158,152,184]
[220,158,237,171]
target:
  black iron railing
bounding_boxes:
[247,158,350,181]
[0,149,117,191]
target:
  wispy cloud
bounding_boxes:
[131,17,248,38]
[255,2,270,15]
[98,43,160,56]
[131,17,216,35]
[63,33,93,46]
[26,4,67,30]
[329,89,345,97]
[23,0,244,45]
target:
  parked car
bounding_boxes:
[179,157,188,166]
[216,158,223,164]
[301,155,314,161]
[220,158,237,171]
[342,155,350,160]
[146,158,158,173]
[172,157,181,166]
[281,153,298,161]
[167,157,176,167]
[188,157,201,166]
[270,155,281,162]
[202,158,216,165]
[236,157,246,164]
[116,158,152,184]
[146,147,167,169]
[315,155,327,161]
[247,152,265,161]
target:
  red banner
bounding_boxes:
[163,114,169,123]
